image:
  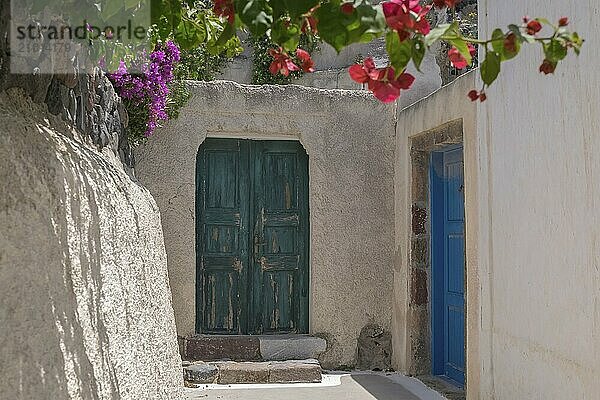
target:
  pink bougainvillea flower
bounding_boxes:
[301,15,318,34]
[340,2,354,15]
[349,57,415,103]
[539,59,556,74]
[349,57,380,83]
[301,6,320,34]
[214,0,235,24]
[433,0,461,9]
[268,47,300,76]
[503,32,518,53]
[382,0,431,40]
[526,19,542,35]
[448,43,476,69]
[368,68,415,102]
[296,48,315,73]
[467,89,479,101]
[558,17,569,27]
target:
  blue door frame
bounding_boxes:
[430,145,465,387]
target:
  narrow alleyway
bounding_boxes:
[184,372,447,400]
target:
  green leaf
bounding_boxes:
[316,1,385,53]
[175,17,206,50]
[386,31,412,76]
[491,28,504,54]
[491,28,520,61]
[270,19,301,51]
[544,39,568,62]
[215,21,236,47]
[425,23,451,47]
[412,37,425,71]
[315,4,350,52]
[480,51,501,85]
[448,37,472,65]
[571,32,584,55]
[152,0,183,39]
[235,0,273,37]
[281,0,320,19]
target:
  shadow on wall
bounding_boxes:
[0,90,182,400]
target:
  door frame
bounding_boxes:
[430,143,466,386]
[195,138,310,335]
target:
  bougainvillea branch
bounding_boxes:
[108,41,181,141]
[208,0,583,103]
[61,0,582,106]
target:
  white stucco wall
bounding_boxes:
[135,80,396,368]
[0,90,182,399]
[476,1,600,398]
[218,38,442,106]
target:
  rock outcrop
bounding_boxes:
[0,90,182,399]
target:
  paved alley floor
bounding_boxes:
[183,372,448,400]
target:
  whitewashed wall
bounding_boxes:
[476,1,600,398]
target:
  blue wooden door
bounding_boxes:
[196,139,309,334]
[431,146,465,386]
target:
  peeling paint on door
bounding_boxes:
[196,139,309,334]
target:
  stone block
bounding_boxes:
[259,335,327,361]
[185,335,261,361]
[267,361,322,383]
[412,203,428,235]
[410,268,428,306]
[216,361,270,384]
[357,324,392,371]
[183,363,218,384]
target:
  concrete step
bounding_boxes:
[183,359,322,385]
[181,334,327,362]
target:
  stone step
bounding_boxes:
[183,359,322,385]
[180,334,327,362]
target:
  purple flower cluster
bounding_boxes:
[108,41,181,137]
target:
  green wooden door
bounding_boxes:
[196,139,309,334]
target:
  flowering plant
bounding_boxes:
[205,0,584,103]
[108,41,181,142]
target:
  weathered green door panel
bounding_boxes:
[250,141,309,334]
[196,139,250,334]
[196,139,308,335]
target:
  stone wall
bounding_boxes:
[0,1,134,172]
[135,81,397,369]
[0,90,183,399]
[0,3,182,398]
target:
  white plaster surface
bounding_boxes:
[218,37,442,105]
[475,1,600,398]
[0,90,182,399]
[136,80,397,369]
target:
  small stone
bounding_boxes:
[357,324,392,370]
[183,363,218,384]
